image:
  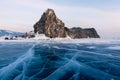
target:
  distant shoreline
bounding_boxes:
[0,38,120,44]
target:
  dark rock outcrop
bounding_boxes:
[34,9,66,38]
[68,27,100,39]
[34,8,100,38]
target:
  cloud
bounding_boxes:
[0,0,120,38]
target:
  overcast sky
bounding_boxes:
[0,0,120,39]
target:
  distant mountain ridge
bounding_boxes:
[0,30,24,37]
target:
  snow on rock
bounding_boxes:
[34,33,50,40]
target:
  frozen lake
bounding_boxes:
[0,39,120,80]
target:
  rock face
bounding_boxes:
[68,27,100,38]
[34,8,100,38]
[34,9,66,38]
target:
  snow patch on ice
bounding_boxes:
[107,46,120,50]
[87,46,96,49]
[0,36,120,45]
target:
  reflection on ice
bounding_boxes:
[0,42,120,80]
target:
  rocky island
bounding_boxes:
[34,8,100,39]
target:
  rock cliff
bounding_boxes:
[34,9,100,38]
[34,9,66,38]
[68,27,100,38]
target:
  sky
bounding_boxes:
[0,0,120,39]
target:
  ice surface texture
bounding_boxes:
[0,41,120,80]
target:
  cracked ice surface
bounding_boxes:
[0,40,120,80]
